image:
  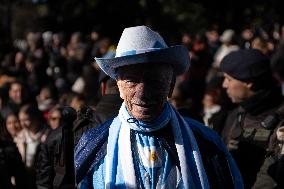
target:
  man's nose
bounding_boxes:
[135,82,151,99]
[222,79,228,88]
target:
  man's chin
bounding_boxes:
[132,112,156,122]
[230,97,242,104]
[129,104,162,121]
[134,116,154,122]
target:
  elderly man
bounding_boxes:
[75,26,243,189]
[220,49,284,188]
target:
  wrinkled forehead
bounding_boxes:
[115,62,174,79]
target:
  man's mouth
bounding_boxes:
[134,103,151,108]
[132,102,155,112]
[133,101,159,108]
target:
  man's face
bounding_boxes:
[48,110,62,130]
[222,73,253,103]
[9,83,22,104]
[117,63,174,122]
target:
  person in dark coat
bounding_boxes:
[220,49,284,189]
[0,115,28,189]
[36,72,122,189]
[251,43,284,189]
[36,105,77,189]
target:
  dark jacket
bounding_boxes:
[267,155,284,189]
[36,107,77,189]
[252,154,284,189]
[207,108,228,136]
[221,87,283,189]
[0,139,28,189]
[252,119,284,189]
[36,94,122,189]
[73,94,122,145]
[36,126,74,189]
[36,128,58,189]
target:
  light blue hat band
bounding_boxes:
[116,48,162,57]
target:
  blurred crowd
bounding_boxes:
[1,24,284,188]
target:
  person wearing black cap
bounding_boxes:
[220,49,284,188]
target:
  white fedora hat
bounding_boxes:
[95,25,190,79]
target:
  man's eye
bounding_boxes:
[126,79,139,84]
[124,80,137,86]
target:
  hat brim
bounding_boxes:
[95,45,190,79]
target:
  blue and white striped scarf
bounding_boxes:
[104,102,210,189]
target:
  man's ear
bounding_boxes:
[116,80,125,100]
[168,75,176,98]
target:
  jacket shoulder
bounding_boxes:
[74,118,114,184]
[184,117,222,143]
[183,117,238,188]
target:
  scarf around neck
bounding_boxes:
[103,102,209,189]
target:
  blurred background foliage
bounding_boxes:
[0,0,284,57]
